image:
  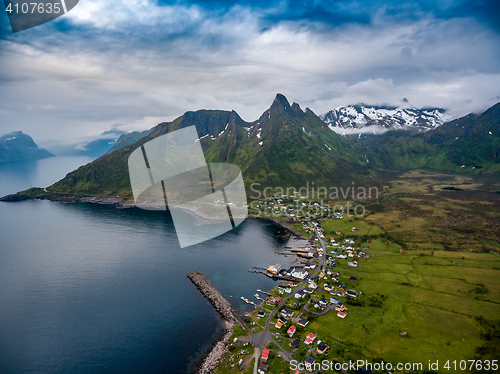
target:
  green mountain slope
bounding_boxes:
[14,94,377,199]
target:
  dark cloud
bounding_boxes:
[0,0,499,143]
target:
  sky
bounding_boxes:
[0,0,499,146]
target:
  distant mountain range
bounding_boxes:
[2,94,499,201]
[321,104,448,134]
[46,128,153,158]
[0,131,53,163]
[363,102,500,175]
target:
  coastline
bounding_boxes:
[2,192,306,240]
[254,215,307,239]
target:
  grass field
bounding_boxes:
[298,173,500,373]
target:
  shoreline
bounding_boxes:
[1,193,307,239]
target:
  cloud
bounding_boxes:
[0,0,499,143]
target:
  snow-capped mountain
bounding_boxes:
[321,104,448,135]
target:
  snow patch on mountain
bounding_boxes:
[321,104,449,135]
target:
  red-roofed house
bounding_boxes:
[337,311,347,318]
[287,325,296,337]
[261,349,270,363]
[304,332,316,345]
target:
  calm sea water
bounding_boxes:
[0,157,296,374]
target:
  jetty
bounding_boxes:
[188,271,244,326]
[187,271,246,374]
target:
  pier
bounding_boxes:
[187,271,244,327]
[257,289,271,295]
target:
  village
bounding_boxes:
[213,193,385,374]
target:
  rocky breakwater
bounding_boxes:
[187,271,245,374]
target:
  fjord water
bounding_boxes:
[0,157,294,374]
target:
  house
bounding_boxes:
[259,362,268,371]
[336,285,348,291]
[337,254,347,259]
[287,325,296,337]
[290,339,299,349]
[277,316,287,326]
[303,287,313,294]
[323,282,332,292]
[347,290,357,298]
[298,317,309,327]
[281,307,294,318]
[295,290,305,299]
[261,349,270,363]
[337,311,347,318]
[335,304,347,312]
[257,310,266,318]
[293,300,301,308]
[349,276,357,281]
[330,296,342,305]
[336,291,346,297]
[318,297,328,307]
[291,269,308,280]
[348,261,358,267]
[317,342,329,355]
[304,332,316,344]
[267,263,282,275]
[305,356,316,371]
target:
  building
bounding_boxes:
[330,296,342,305]
[317,342,329,355]
[335,304,347,312]
[261,349,270,363]
[267,263,283,275]
[281,307,294,318]
[337,311,347,318]
[298,317,309,327]
[287,325,296,337]
[347,290,357,298]
[291,268,308,280]
[305,356,316,371]
[295,290,305,299]
[304,332,316,344]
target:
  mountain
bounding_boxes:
[74,128,129,157]
[10,94,377,199]
[107,129,152,154]
[46,128,149,158]
[364,102,500,174]
[0,131,53,163]
[321,104,447,134]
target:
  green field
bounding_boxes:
[301,213,500,372]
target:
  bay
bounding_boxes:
[0,157,295,374]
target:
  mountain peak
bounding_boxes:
[0,131,53,163]
[271,93,291,112]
